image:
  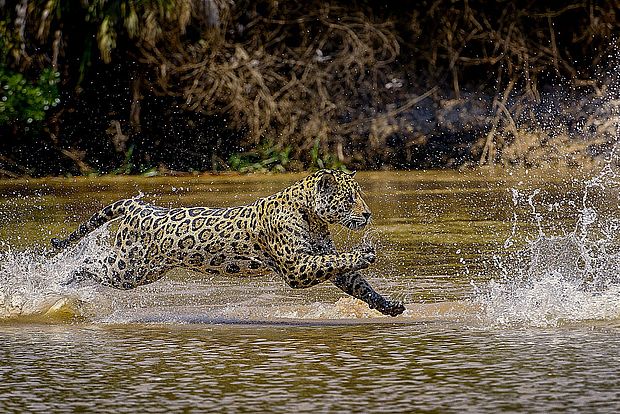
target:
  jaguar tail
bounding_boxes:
[51,199,143,250]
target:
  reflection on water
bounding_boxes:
[1,170,620,411]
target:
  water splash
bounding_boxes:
[0,227,113,320]
[0,221,405,323]
[476,161,620,327]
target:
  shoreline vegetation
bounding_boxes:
[1,1,620,178]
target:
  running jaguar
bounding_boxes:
[51,169,405,316]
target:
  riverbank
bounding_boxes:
[2,1,619,177]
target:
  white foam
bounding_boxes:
[477,271,620,327]
[0,227,111,320]
[476,159,620,327]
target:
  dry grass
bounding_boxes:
[136,0,620,169]
[408,0,620,167]
[4,0,620,175]
[139,1,435,167]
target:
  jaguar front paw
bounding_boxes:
[353,243,376,269]
[373,299,405,317]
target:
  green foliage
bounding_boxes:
[1,18,59,125]
[228,143,291,173]
[228,139,345,173]
[110,144,136,175]
[309,140,344,171]
[0,38,60,126]
[108,144,158,176]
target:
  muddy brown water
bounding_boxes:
[1,170,619,412]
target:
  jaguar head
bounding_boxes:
[313,170,372,230]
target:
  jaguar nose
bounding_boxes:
[362,212,371,221]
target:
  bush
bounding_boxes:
[1,1,620,175]
[0,67,60,126]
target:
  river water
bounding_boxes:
[1,170,620,412]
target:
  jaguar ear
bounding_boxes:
[346,170,357,177]
[317,171,337,193]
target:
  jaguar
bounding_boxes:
[51,169,405,316]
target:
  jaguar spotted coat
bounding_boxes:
[51,169,405,316]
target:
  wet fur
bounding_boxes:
[52,170,405,316]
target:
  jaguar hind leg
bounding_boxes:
[60,254,103,287]
[101,251,171,290]
[63,250,169,290]
[61,269,99,287]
